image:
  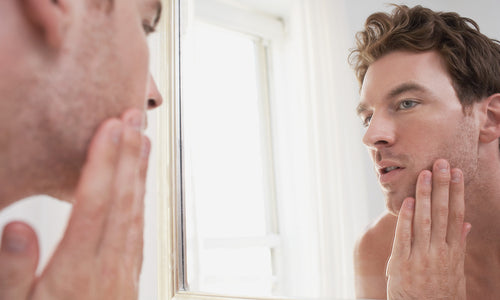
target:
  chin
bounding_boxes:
[384,191,410,216]
[386,202,400,216]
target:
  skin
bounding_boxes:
[0,0,164,298]
[355,50,500,299]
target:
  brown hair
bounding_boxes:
[349,4,500,106]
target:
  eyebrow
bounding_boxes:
[387,82,428,98]
[356,103,369,117]
[152,1,162,28]
[356,82,429,117]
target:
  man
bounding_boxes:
[0,0,163,299]
[350,5,500,299]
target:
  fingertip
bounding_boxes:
[451,168,463,183]
[434,158,450,173]
[122,108,144,131]
[1,221,39,256]
[419,169,432,185]
[0,222,39,299]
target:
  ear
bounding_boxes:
[21,0,70,49]
[479,93,500,144]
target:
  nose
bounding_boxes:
[146,73,163,110]
[362,113,395,150]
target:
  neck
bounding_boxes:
[0,150,74,211]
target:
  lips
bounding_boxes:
[380,166,400,174]
[376,161,405,185]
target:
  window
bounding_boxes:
[180,2,283,296]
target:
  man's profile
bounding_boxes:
[0,0,163,298]
[350,5,500,299]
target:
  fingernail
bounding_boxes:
[437,160,449,173]
[2,231,28,254]
[451,169,462,183]
[423,171,431,184]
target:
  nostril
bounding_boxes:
[148,98,157,108]
[375,140,389,145]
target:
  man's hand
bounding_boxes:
[386,159,472,299]
[0,109,150,300]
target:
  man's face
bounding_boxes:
[73,0,162,115]
[357,50,480,215]
[28,0,163,198]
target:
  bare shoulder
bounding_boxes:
[354,212,397,299]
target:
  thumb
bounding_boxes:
[0,221,39,300]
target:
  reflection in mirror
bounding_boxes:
[180,1,367,298]
[175,0,500,299]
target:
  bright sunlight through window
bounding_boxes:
[182,21,279,296]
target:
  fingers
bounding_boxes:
[100,109,148,268]
[61,118,124,255]
[430,159,451,244]
[386,159,469,299]
[447,168,465,245]
[413,170,432,249]
[61,108,148,260]
[0,221,39,300]
[35,109,148,298]
[391,197,415,260]
[411,160,467,250]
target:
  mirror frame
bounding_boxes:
[156,0,290,299]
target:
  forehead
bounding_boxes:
[359,50,456,106]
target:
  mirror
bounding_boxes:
[158,0,500,299]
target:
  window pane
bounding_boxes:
[182,21,276,294]
[183,22,269,238]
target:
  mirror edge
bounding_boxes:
[157,0,182,298]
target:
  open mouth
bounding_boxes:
[381,166,401,174]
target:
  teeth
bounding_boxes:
[385,166,398,172]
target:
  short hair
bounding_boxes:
[349,4,500,106]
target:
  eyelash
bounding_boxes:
[362,115,372,128]
[142,22,155,35]
[397,99,419,110]
[361,100,419,128]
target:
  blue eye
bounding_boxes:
[399,100,418,110]
[362,115,372,128]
